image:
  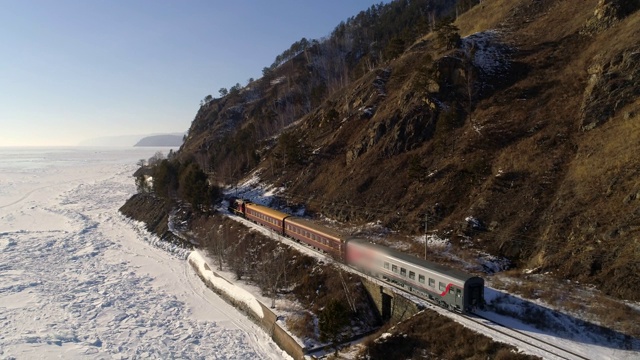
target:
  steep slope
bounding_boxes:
[175,0,639,301]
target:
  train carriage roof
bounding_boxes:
[286,216,346,241]
[244,203,290,221]
[348,238,480,283]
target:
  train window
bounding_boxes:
[429,278,435,287]
[439,282,446,291]
[392,265,398,273]
[400,268,406,276]
[456,289,461,298]
[418,275,425,283]
[409,271,415,280]
[384,262,389,269]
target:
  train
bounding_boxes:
[228,198,484,313]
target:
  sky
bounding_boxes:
[0,0,389,146]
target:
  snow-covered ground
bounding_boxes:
[0,147,288,359]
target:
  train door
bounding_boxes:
[467,285,483,310]
[454,288,463,309]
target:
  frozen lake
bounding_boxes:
[0,147,287,359]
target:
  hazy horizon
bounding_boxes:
[1,0,389,147]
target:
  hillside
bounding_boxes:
[151,0,639,304]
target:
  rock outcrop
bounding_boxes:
[580,47,640,130]
[583,0,640,34]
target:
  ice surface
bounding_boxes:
[0,147,287,359]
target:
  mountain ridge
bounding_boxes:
[134,134,184,147]
[146,0,639,301]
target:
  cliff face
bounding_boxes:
[169,0,640,300]
[119,193,172,238]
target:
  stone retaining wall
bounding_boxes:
[188,253,306,359]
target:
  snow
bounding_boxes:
[188,249,312,349]
[462,30,511,76]
[188,251,264,319]
[414,233,451,251]
[0,147,288,359]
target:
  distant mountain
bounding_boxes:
[78,135,146,147]
[134,134,184,147]
[79,133,184,147]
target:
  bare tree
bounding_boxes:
[147,151,164,166]
[257,245,288,308]
[207,223,228,271]
[464,40,479,126]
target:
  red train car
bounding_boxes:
[244,202,290,235]
[284,216,346,259]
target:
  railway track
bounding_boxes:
[359,271,591,360]
[228,211,593,359]
[465,312,590,360]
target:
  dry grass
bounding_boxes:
[456,0,523,36]
[286,311,316,340]
[569,104,640,184]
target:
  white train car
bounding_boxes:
[346,238,484,313]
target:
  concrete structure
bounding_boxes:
[188,255,306,359]
[360,277,422,324]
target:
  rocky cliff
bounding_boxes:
[141,0,639,301]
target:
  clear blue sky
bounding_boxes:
[0,0,388,146]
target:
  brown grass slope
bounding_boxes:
[252,0,640,301]
[174,0,640,301]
